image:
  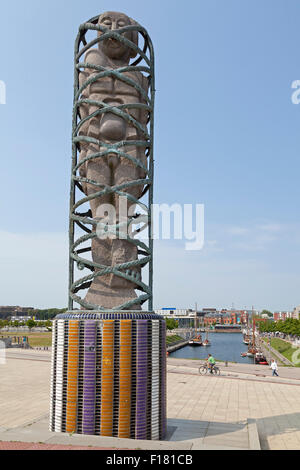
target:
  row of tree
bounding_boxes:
[258,318,300,336]
[1,314,179,330]
[31,308,67,320]
[0,319,52,329]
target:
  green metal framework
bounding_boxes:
[68,15,155,311]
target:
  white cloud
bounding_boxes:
[258,223,283,233]
[0,225,299,313]
[153,239,299,311]
[225,222,284,252]
[227,226,249,236]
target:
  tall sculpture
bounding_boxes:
[69,11,154,311]
[50,13,167,441]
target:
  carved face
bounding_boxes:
[98,11,137,60]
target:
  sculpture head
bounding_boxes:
[97,11,138,61]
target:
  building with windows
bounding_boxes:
[274,312,288,322]
[292,306,300,320]
[0,306,34,320]
[155,308,195,317]
[156,307,252,327]
[155,308,197,328]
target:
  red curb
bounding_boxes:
[0,441,124,450]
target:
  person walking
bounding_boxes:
[270,359,279,377]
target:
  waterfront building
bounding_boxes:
[155,308,196,328]
[292,305,300,320]
[155,308,194,317]
[274,312,288,321]
[156,307,254,328]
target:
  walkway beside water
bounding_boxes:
[258,338,294,367]
[2,351,300,449]
[167,358,300,385]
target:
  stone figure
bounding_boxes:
[78,12,149,310]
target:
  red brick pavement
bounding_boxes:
[0,441,120,450]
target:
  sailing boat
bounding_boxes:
[189,334,203,346]
[243,314,251,344]
[243,333,250,345]
[202,329,211,347]
[247,310,257,357]
[189,303,203,346]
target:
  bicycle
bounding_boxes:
[199,362,220,376]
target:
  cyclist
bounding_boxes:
[207,354,216,374]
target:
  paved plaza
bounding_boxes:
[167,360,300,450]
[1,351,300,449]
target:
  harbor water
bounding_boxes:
[169,332,254,364]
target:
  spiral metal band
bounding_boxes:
[69,16,155,311]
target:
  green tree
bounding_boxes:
[166,318,179,330]
[26,319,37,330]
[32,308,67,321]
[261,310,273,318]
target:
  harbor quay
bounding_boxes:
[1,349,300,450]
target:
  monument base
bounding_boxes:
[49,312,167,440]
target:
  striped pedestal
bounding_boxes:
[49,312,167,440]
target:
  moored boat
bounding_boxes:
[189,339,202,346]
[246,346,257,358]
[189,334,202,346]
[255,352,268,365]
[202,329,211,347]
[243,332,251,345]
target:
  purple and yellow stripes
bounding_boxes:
[50,316,167,440]
[83,321,96,434]
[54,320,65,432]
[118,320,132,438]
[136,320,148,440]
[49,320,57,430]
[151,320,160,440]
[66,320,79,433]
[100,321,114,436]
[160,320,167,439]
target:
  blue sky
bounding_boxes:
[0,0,299,311]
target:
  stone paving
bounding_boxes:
[167,361,300,450]
[0,353,50,428]
[1,352,300,449]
